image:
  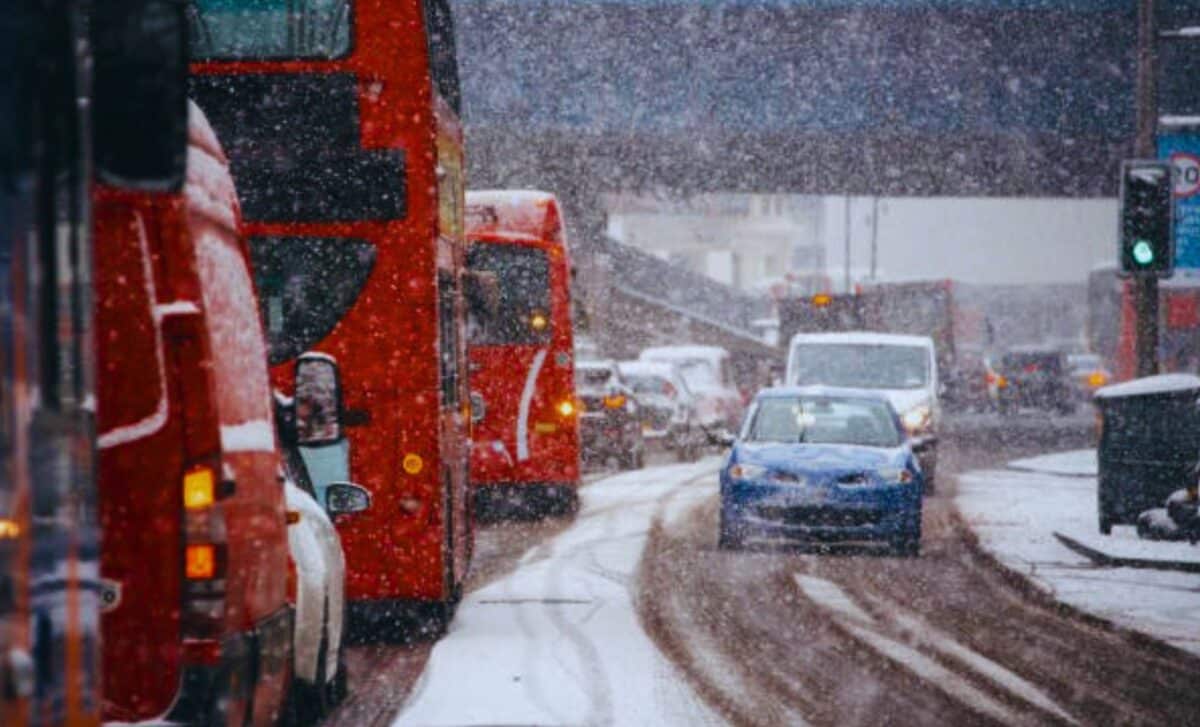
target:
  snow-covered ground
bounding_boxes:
[957,453,1200,656]
[393,459,725,726]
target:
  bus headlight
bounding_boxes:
[558,399,576,417]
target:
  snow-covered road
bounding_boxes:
[393,459,725,726]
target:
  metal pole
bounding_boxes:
[843,195,851,292]
[1135,0,1159,377]
[870,196,879,280]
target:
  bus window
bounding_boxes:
[438,272,461,407]
[423,0,461,115]
[466,243,551,345]
[189,0,352,60]
[249,236,376,364]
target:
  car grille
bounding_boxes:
[752,505,882,527]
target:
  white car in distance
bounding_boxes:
[638,345,744,438]
[277,353,372,724]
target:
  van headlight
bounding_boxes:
[901,405,932,435]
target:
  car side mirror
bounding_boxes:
[911,435,937,453]
[325,482,371,515]
[295,352,344,447]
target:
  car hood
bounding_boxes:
[733,441,907,473]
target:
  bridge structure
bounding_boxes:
[450,0,1187,368]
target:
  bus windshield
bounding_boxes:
[189,0,352,60]
[790,344,929,390]
[466,243,551,345]
[248,236,377,364]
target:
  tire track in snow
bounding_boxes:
[794,574,1077,726]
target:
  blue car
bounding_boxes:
[719,387,924,556]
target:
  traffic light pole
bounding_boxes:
[1135,0,1159,378]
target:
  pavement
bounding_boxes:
[956,448,1200,657]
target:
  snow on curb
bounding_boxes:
[956,462,1200,657]
[1006,449,1096,478]
[1052,532,1200,574]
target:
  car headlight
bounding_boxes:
[901,405,932,435]
[878,468,915,485]
[727,463,767,481]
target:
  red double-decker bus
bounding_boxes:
[464,191,581,516]
[189,0,473,629]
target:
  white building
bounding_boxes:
[603,193,826,294]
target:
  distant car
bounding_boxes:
[576,360,646,469]
[719,387,924,556]
[618,360,705,461]
[785,332,940,492]
[639,345,744,436]
[1067,352,1111,400]
[944,350,994,413]
[997,347,1076,414]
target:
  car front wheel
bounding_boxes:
[718,511,744,550]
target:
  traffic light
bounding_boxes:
[1119,160,1175,276]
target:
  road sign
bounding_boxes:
[1158,134,1200,280]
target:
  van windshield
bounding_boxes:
[790,343,929,390]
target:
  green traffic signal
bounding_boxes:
[1132,239,1154,266]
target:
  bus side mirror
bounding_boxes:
[295,352,344,447]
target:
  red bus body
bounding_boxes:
[94,105,291,724]
[464,191,581,512]
[190,0,473,613]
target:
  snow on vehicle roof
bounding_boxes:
[789,331,934,349]
[467,189,556,208]
[577,359,617,371]
[465,189,563,243]
[617,360,676,378]
[1094,373,1200,399]
[640,345,729,361]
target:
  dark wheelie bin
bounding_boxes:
[1094,374,1200,535]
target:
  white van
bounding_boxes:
[786,332,941,490]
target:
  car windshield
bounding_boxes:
[577,367,614,392]
[744,396,901,448]
[623,374,674,398]
[790,343,929,389]
[666,359,715,391]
